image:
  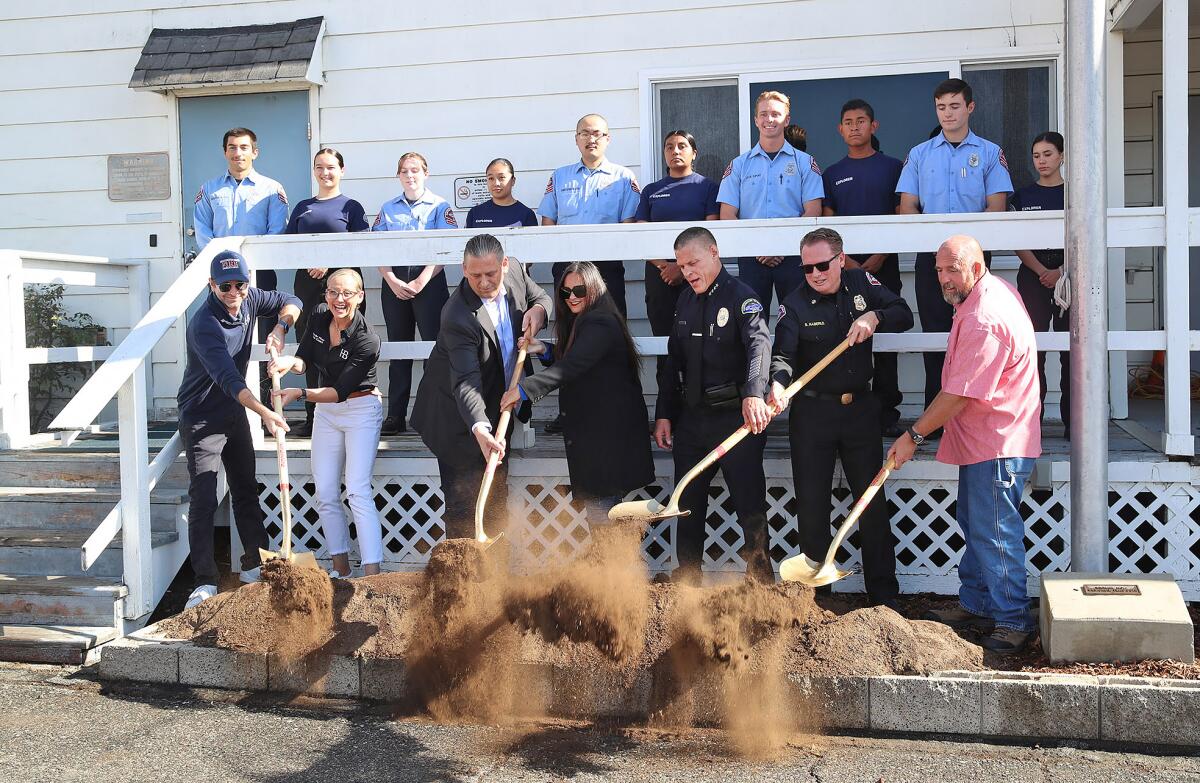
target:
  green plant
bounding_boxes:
[24,284,103,432]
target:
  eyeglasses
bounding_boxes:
[325,289,360,300]
[575,131,608,140]
[802,253,841,275]
[560,284,588,299]
[217,281,248,293]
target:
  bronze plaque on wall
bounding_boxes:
[108,153,171,201]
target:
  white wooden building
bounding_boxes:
[0,0,1197,659]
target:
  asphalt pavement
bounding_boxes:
[1,662,1198,783]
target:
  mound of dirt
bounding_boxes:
[259,560,334,659]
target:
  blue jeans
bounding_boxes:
[737,256,804,315]
[956,457,1036,631]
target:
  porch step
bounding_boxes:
[0,574,126,626]
[0,451,189,490]
[0,487,183,530]
[0,528,180,578]
[0,623,119,665]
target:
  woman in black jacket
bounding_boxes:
[502,261,654,526]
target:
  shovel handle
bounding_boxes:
[821,455,895,565]
[666,337,854,510]
[267,347,293,559]
[474,346,528,543]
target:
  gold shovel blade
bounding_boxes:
[778,553,851,587]
[258,548,321,570]
[607,499,689,524]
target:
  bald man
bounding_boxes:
[887,235,1041,653]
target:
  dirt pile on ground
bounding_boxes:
[259,560,334,659]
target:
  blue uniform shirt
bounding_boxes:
[371,190,457,232]
[821,153,903,217]
[465,199,537,229]
[538,160,640,224]
[193,170,288,250]
[634,173,720,222]
[285,194,368,234]
[716,141,824,219]
[896,130,1014,213]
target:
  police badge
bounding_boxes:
[853,294,867,312]
[968,153,980,167]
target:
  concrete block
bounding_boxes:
[869,675,981,734]
[1101,683,1200,746]
[981,675,1099,739]
[1041,573,1194,664]
[269,654,359,698]
[551,664,651,719]
[178,645,267,691]
[788,674,869,730]
[360,658,406,702]
[99,638,178,684]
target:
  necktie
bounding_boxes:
[495,294,515,381]
[685,294,706,407]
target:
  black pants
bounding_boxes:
[180,408,268,587]
[849,253,903,429]
[437,453,509,541]
[255,270,279,408]
[553,260,627,316]
[914,251,991,408]
[736,256,805,316]
[645,261,684,375]
[294,268,366,425]
[1016,267,1070,431]
[672,405,769,576]
[789,393,899,602]
[380,267,448,423]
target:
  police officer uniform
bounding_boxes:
[657,268,773,581]
[539,159,640,314]
[771,267,913,603]
[896,130,1013,409]
[716,140,824,312]
[371,189,457,431]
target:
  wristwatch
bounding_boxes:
[906,426,926,447]
[277,320,291,335]
[299,388,307,401]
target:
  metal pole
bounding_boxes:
[1066,0,1108,572]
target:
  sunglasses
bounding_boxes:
[217,281,248,293]
[560,284,588,299]
[802,253,841,276]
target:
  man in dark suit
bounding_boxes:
[412,233,553,539]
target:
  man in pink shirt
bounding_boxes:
[888,234,1041,652]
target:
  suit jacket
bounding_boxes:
[411,262,552,464]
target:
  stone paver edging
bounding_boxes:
[99,623,1200,749]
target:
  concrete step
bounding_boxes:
[0,574,125,626]
[0,623,118,665]
[0,451,189,489]
[0,487,182,530]
[0,528,180,578]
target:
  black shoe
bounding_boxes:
[543,413,565,435]
[293,420,313,438]
[869,597,902,612]
[922,606,994,632]
[881,422,905,438]
[381,416,405,436]
[980,626,1036,653]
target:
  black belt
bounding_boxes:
[798,388,866,405]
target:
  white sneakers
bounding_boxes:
[328,569,349,579]
[184,584,217,609]
[239,567,261,584]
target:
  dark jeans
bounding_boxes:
[1016,267,1070,431]
[294,268,366,425]
[914,251,991,408]
[255,270,279,408]
[380,267,448,423]
[849,253,903,428]
[672,405,769,576]
[553,260,627,316]
[437,454,509,541]
[180,408,268,587]
[736,256,804,315]
[788,393,899,602]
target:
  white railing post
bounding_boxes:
[118,365,152,619]
[0,251,30,450]
[130,261,152,414]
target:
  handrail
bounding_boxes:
[80,431,183,571]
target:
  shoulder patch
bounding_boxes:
[777,304,786,320]
[444,207,458,227]
[630,177,641,194]
[810,158,821,175]
[998,149,1009,171]
[194,186,204,204]
[740,298,763,315]
[371,212,383,229]
[545,175,555,194]
[722,161,733,179]
[276,187,288,206]
[865,272,881,286]
[901,155,909,168]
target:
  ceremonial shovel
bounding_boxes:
[474,346,528,545]
[608,337,854,525]
[258,347,319,569]
[778,455,895,586]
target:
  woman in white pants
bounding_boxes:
[270,269,384,576]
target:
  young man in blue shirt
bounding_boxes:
[178,250,300,610]
[822,99,906,436]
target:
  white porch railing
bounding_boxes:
[34,209,1200,617]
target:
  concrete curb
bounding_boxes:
[99,624,1200,749]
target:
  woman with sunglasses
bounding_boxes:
[635,130,720,355]
[284,147,369,437]
[269,269,384,578]
[501,262,653,527]
[372,151,457,435]
[466,158,537,229]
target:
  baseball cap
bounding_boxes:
[211,250,251,284]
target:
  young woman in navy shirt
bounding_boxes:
[1011,131,1069,436]
[635,130,720,345]
[284,147,369,436]
[465,158,537,229]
